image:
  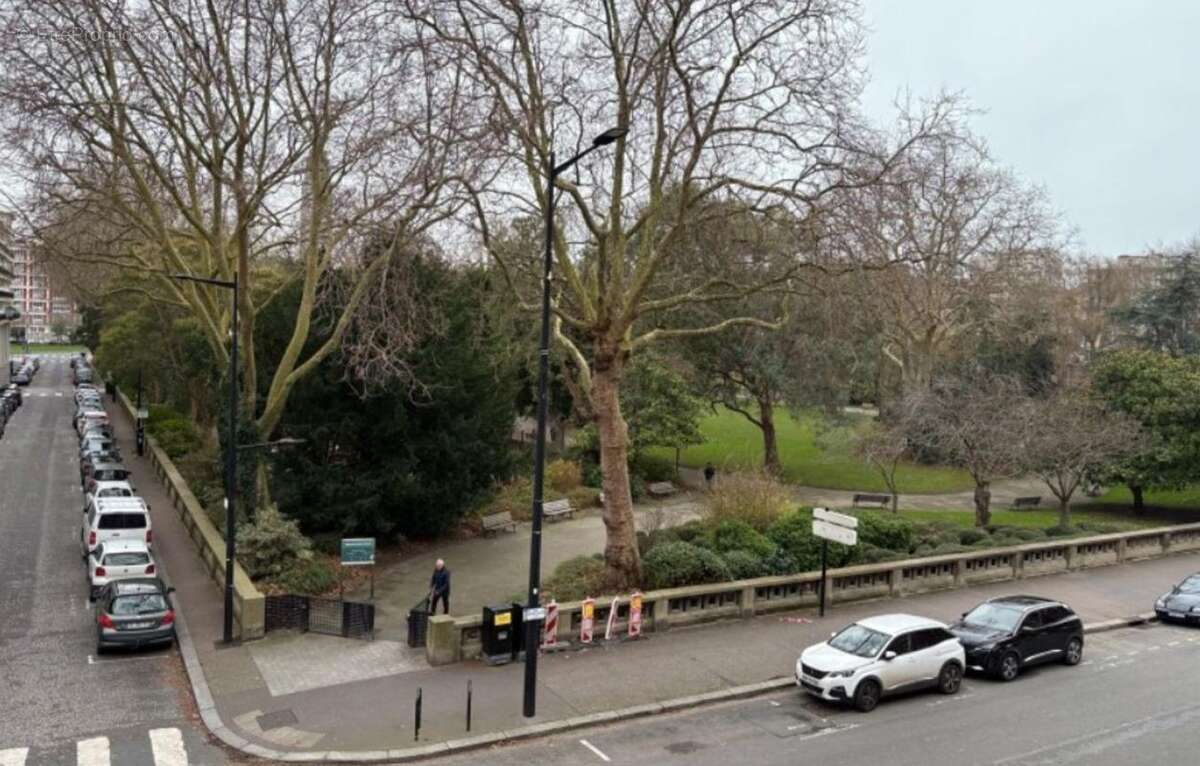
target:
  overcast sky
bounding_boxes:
[861,0,1200,257]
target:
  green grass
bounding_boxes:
[1097,485,1200,511]
[19,343,86,354]
[647,406,973,493]
[893,508,1173,532]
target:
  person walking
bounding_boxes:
[703,462,716,489]
[429,559,451,615]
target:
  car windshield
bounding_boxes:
[1178,576,1200,594]
[962,603,1024,632]
[105,552,150,566]
[828,624,890,658]
[110,594,167,615]
[98,488,133,497]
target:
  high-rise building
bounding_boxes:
[10,236,78,343]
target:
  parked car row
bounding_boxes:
[71,376,176,654]
[0,382,23,437]
[11,353,39,386]
[796,595,1085,712]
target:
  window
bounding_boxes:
[1021,610,1045,631]
[829,624,890,658]
[1040,606,1071,625]
[110,594,167,615]
[97,513,147,530]
[104,552,150,567]
[885,633,912,656]
[910,628,952,652]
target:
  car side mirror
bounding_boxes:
[961,612,968,619]
[830,631,838,638]
[883,651,897,661]
[167,587,176,594]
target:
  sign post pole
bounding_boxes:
[811,508,858,618]
[820,538,828,617]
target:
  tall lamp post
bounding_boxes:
[523,125,627,719]
[170,272,239,643]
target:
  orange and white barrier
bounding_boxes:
[580,597,595,643]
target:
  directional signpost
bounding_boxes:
[812,508,858,617]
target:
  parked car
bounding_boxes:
[80,451,124,489]
[949,595,1084,681]
[94,577,176,653]
[76,410,109,437]
[87,539,156,600]
[13,369,30,386]
[1154,573,1200,625]
[85,464,133,495]
[79,424,115,444]
[81,496,152,559]
[6,384,21,407]
[796,614,965,712]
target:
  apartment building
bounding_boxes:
[10,238,78,343]
[0,212,16,374]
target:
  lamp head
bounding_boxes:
[592,126,628,146]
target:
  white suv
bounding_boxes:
[81,496,152,559]
[796,613,965,712]
[87,539,156,600]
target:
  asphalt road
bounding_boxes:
[0,355,227,765]
[440,623,1200,766]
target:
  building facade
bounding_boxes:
[10,237,78,343]
[0,212,15,375]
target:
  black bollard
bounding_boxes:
[466,680,472,732]
[414,687,422,742]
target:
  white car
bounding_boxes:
[87,539,156,600]
[796,613,965,712]
[81,496,152,558]
[84,480,138,510]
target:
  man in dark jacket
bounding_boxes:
[429,559,451,614]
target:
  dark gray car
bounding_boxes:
[1155,574,1200,625]
[94,577,176,652]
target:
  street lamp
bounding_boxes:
[523,125,627,719]
[169,272,239,643]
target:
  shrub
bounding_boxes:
[274,557,338,595]
[928,543,972,556]
[566,486,601,510]
[671,519,708,544]
[704,520,777,559]
[642,541,731,589]
[859,543,904,564]
[236,506,314,580]
[762,549,800,575]
[858,513,914,552]
[722,550,767,580]
[629,473,647,501]
[706,472,792,531]
[958,528,991,546]
[971,535,998,548]
[546,459,583,493]
[149,417,202,459]
[1010,527,1047,541]
[1045,525,1079,538]
[485,476,534,521]
[310,532,342,556]
[581,460,603,489]
[543,555,609,601]
[766,509,856,571]
[911,523,960,551]
[1077,521,1123,535]
[632,453,676,482]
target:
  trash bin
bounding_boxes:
[481,604,517,665]
[407,597,430,648]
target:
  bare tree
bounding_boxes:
[901,375,1033,527]
[852,420,909,513]
[0,1,482,496]
[409,0,958,585]
[834,132,1060,397]
[1024,390,1145,527]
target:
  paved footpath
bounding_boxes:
[99,382,1200,762]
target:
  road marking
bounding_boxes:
[1147,645,1161,651]
[0,748,28,766]
[1168,641,1182,647]
[579,739,611,762]
[1125,650,1140,656]
[768,700,781,707]
[87,653,169,665]
[149,728,188,766]
[76,737,109,766]
[793,724,858,741]
[55,392,63,397]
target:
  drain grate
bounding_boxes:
[257,709,299,731]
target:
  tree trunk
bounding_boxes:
[1129,484,1144,514]
[890,489,899,514]
[591,350,642,588]
[1058,497,1071,528]
[759,398,782,476]
[973,481,991,528]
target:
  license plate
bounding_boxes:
[801,675,819,684]
[1169,611,1185,619]
[125,621,155,630]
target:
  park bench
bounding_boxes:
[852,493,893,509]
[543,498,575,522]
[1010,496,1042,510]
[481,510,517,536]
[647,481,678,497]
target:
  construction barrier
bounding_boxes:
[604,596,619,641]
[580,597,594,643]
[542,600,559,648]
[628,592,643,638]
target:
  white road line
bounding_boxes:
[149,728,188,766]
[768,700,781,707]
[76,737,110,766]
[0,748,29,766]
[1168,641,1182,647]
[579,739,611,762]
[1147,645,1161,651]
[794,724,859,741]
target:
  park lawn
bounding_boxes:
[894,507,1178,531]
[1097,485,1200,511]
[648,406,973,493]
[21,343,86,354]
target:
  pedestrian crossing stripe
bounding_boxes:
[0,748,29,766]
[75,738,107,766]
[149,730,187,766]
[0,728,197,765]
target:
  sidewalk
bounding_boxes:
[104,395,1200,760]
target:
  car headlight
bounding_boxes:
[1156,598,1166,609]
[828,669,856,678]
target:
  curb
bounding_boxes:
[171,604,1160,763]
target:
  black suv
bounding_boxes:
[949,595,1084,681]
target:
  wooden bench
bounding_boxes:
[481,511,517,536]
[852,493,893,509]
[1010,496,1042,510]
[647,481,678,497]
[543,499,575,522]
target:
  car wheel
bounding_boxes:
[853,679,881,712]
[937,662,963,694]
[997,652,1020,682]
[1063,637,1083,666]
